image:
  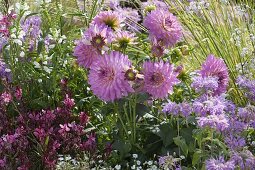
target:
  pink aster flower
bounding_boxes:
[88,51,134,102]
[113,30,137,48]
[200,55,229,96]
[143,9,182,48]
[143,61,180,99]
[73,41,100,68]
[73,25,111,68]
[91,11,124,31]
[83,24,112,50]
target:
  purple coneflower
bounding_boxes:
[143,60,180,99]
[88,51,134,102]
[200,55,229,96]
[143,9,182,48]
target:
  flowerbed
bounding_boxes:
[0,0,255,169]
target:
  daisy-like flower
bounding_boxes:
[92,11,123,31]
[206,157,235,170]
[200,55,229,96]
[73,25,110,68]
[143,61,180,99]
[84,24,111,51]
[113,31,137,49]
[143,9,182,48]
[88,51,134,102]
[141,0,169,14]
[73,40,100,69]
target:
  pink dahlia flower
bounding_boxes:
[91,11,124,31]
[88,51,134,102]
[143,61,180,99]
[200,55,229,96]
[84,24,112,50]
[73,41,100,69]
[143,9,182,48]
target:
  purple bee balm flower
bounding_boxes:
[236,76,255,102]
[230,150,255,170]
[88,51,134,102]
[143,60,180,99]
[162,101,192,117]
[224,134,246,150]
[91,11,124,31]
[206,156,235,170]
[200,55,229,96]
[197,113,229,132]
[191,75,219,93]
[237,105,255,124]
[179,102,193,117]
[143,9,182,48]
[193,94,227,116]
[162,101,180,115]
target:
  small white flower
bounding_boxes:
[20,51,25,58]
[132,154,138,159]
[131,165,136,169]
[148,161,153,166]
[13,39,22,46]
[33,61,41,68]
[115,164,121,170]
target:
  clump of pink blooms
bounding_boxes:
[74,7,183,102]
[0,89,95,169]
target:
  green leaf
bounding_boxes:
[192,149,202,166]
[173,136,189,156]
[158,124,177,147]
[112,140,131,158]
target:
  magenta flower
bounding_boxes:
[143,9,182,48]
[200,55,229,96]
[91,11,123,31]
[88,51,134,102]
[143,61,180,99]
[0,92,12,105]
[63,94,75,109]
